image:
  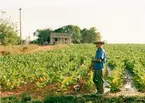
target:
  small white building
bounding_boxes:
[50,33,71,44]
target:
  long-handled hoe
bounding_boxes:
[73,62,93,91]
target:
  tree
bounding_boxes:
[81,27,101,43]
[81,28,91,43]
[33,28,52,45]
[89,27,101,41]
[0,11,19,45]
[32,25,102,44]
[54,25,82,43]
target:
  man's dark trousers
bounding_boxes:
[93,69,104,94]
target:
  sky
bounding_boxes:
[0,0,145,43]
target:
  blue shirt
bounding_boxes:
[93,48,106,70]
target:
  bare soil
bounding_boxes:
[1,83,145,99]
[0,44,69,55]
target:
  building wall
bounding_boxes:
[50,36,71,44]
[50,33,72,44]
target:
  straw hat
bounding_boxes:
[93,40,105,44]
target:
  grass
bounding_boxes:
[1,93,145,103]
[0,44,39,55]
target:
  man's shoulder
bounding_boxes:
[98,48,105,53]
[102,49,105,53]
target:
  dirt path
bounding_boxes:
[0,83,59,99]
[1,82,145,99]
[23,45,69,54]
[0,44,69,55]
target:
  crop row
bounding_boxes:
[0,44,145,92]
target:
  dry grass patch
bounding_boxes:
[0,44,39,55]
[0,44,69,55]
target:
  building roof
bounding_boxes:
[50,33,71,37]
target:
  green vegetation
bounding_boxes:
[33,25,101,45]
[81,27,100,43]
[33,28,52,45]
[1,94,145,103]
[0,44,94,90]
[54,25,82,43]
[104,44,145,92]
[1,44,145,93]
[0,11,19,45]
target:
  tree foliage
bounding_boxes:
[54,25,82,43]
[32,28,52,45]
[33,25,101,45]
[81,27,101,43]
[0,11,19,45]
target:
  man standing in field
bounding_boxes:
[92,40,106,94]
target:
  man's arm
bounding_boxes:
[95,58,102,62]
[92,58,102,62]
[92,50,104,63]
